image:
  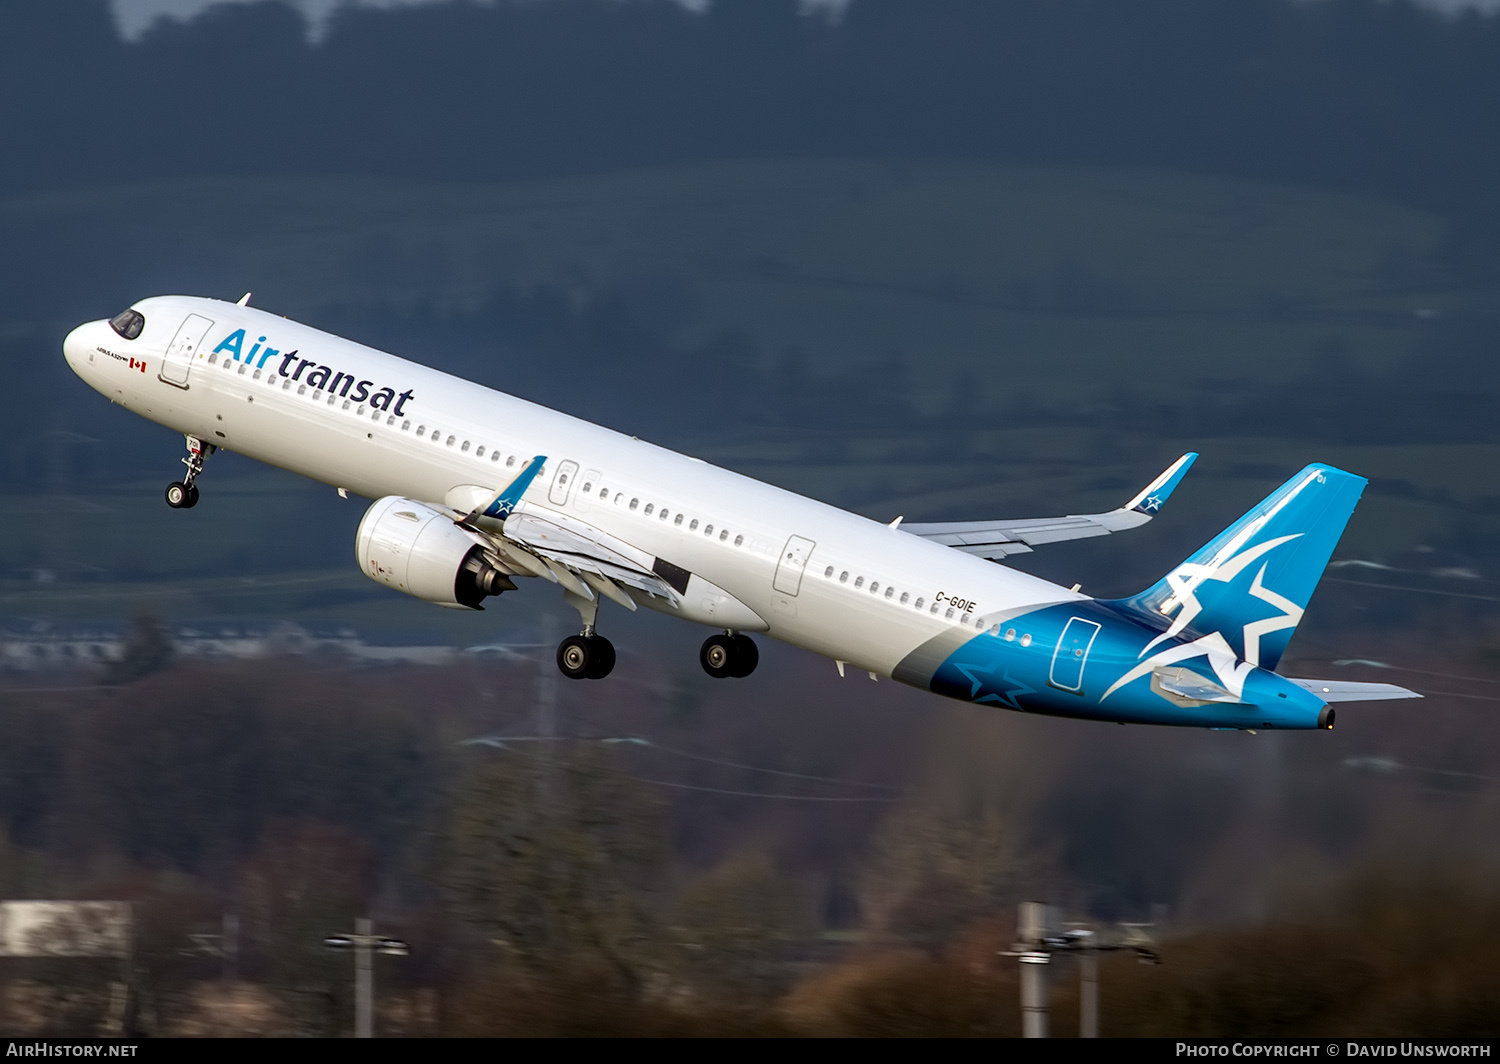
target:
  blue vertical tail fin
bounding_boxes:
[1113,464,1367,671]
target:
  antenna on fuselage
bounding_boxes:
[236,292,251,306]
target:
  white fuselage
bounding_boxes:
[62,295,1081,682]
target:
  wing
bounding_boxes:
[448,454,682,610]
[900,452,1198,560]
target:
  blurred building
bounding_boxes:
[0,619,458,672]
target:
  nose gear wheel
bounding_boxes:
[165,435,214,509]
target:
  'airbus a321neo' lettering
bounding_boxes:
[63,295,1418,729]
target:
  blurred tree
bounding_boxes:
[669,849,810,1003]
[442,744,667,994]
[858,709,1055,946]
[102,614,172,686]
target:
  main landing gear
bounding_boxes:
[165,435,215,509]
[700,631,758,679]
[557,586,616,680]
[557,632,616,680]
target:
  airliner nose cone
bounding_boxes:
[62,319,90,369]
[62,321,95,371]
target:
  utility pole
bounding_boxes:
[1076,928,1099,1038]
[323,918,410,1038]
[1004,908,1159,1038]
[222,913,239,984]
[537,613,557,810]
[1016,901,1050,1038]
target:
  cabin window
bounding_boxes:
[237,363,246,376]
[885,586,895,599]
[297,385,306,395]
[674,514,684,526]
[615,492,624,504]
[989,624,1000,635]
[869,582,879,594]
[630,498,639,510]
[402,421,410,431]
[704,524,713,536]
[720,529,729,542]
[825,566,834,578]
[340,400,348,410]
[461,441,471,452]
[1020,633,1032,647]
[583,482,593,493]
[644,503,654,515]
[208,354,218,365]
[491,451,501,461]
[734,534,744,547]
[914,597,924,609]
[476,446,485,458]
[900,592,909,605]
[930,603,939,614]
[506,456,516,467]
[253,370,262,380]
[840,571,849,583]
[432,434,441,445]
[416,426,426,437]
[690,519,699,531]
[387,416,395,426]
[446,435,456,447]
[1005,628,1016,641]
[660,510,670,521]
[854,577,864,589]
[945,607,955,619]
[313,389,322,400]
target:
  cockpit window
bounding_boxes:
[108,309,145,340]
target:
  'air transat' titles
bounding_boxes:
[210,328,415,416]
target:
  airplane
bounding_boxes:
[62,294,1418,730]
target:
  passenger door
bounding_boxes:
[1049,616,1101,693]
[548,459,580,507]
[773,535,816,596]
[160,314,214,388]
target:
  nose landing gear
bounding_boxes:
[165,435,214,509]
[700,632,759,679]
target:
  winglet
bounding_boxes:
[478,456,547,521]
[1124,452,1198,516]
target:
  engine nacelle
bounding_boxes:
[357,496,517,610]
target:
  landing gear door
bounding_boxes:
[548,459,580,507]
[160,314,214,388]
[773,535,815,596]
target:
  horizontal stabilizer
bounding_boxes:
[902,453,1197,560]
[1286,679,1422,703]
